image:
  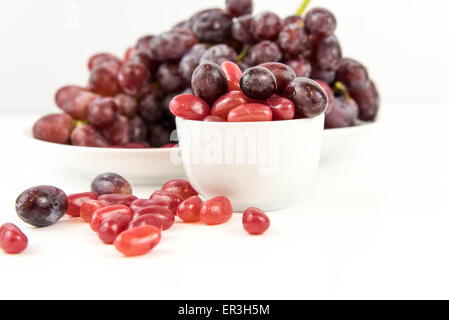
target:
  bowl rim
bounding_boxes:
[176,114,325,126]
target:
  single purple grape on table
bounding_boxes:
[87,97,119,129]
[314,80,335,115]
[33,113,74,144]
[191,63,228,105]
[88,63,121,97]
[16,186,68,227]
[259,62,296,94]
[147,123,172,148]
[231,14,256,44]
[114,93,138,118]
[192,9,232,43]
[91,173,132,196]
[88,53,122,71]
[225,0,253,17]
[128,115,148,143]
[103,115,131,146]
[118,62,151,96]
[156,63,186,93]
[305,7,337,38]
[311,67,336,85]
[349,80,379,121]
[284,15,305,27]
[240,66,277,100]
[179,44,209,82]
[325,96,359,129]
[251,11,283,41]
[279,23,309,56]
[55,85,85,109]
[311,34,342,71]
[284,77,328,118]
[71,124,108,147]
[286,58,312,78]
[200,44,238,65]
[336,58,370,92]
[60,91,100,120]
[150,29,198,62]
[244,41,282,66]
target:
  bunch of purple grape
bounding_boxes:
[33,0,379,147]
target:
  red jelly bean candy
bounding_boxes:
[203,115,226,122]
[0,223,28,254]
[200,196,233,225]
[114,225,161,257]
[80,199,107,223]
[66,192,98,217]
[221,61,243,92]
[98,213,132,244]
[227,103,273,122]
[90,205,133,232]
[129,213,175,231]
[242,207,270,235]
[264,96,295,120]
[161,179,198,200]
[98,194,137,206]
[130,199,173,214]
[133,206,175,220]
[150,190,184,214]
[211,90,248,119]
[169,94,211,120]
[177,196,203,223]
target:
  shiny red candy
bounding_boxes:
[264,96,295,120]
[169,94,211,120]
[200,196,233,225]
[98,213,132,244]
[90,205,133,232]
[177,196,203,223]
[150,191,184,214]
[66,192,99,217]
[203,115,226,122]
[227,103,273,122]
[80,199,107,223]
[221,61,243,92]
[0,223,28,254]
[114,225,161,257]
[133,206,175,220]
[161,179,198,200]
[98,194,137,206]
[242,207,270,235]
[130,199,173,214]
[129,213,175,231]
[211,91,248,119]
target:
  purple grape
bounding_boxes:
[179,44,209,82]
[16,186,68,227]
[191,63,228,105]
[192,9,232,43]
[128,115,148,143]
[305,8,337,38]
[245,41,282,66]
[284,15,305,27]
[250,12,283,41]
[129,49,159,73]
[103,115,131,145]
[88,62,121,97]
[33,113,74,144]
[88,53,122,71]
[311,67,336,85]
[349,80,379,121]
[336,58,370,91]
[87,97,119,129]
[60,91,100,120]
[150,30,198,62]
[55,85,85,109]
[118,62,150,96]
[314,80,335,115]
[231,14,256,44]
[226,0,253,17]
[147,123,172,148]
[172,20,193,32]
[138,89,164,122]
[240,66,277,100]
[200,44,237,65]
[311,34,342,71]
[259,62,296,94]
[286,58,312,78]
[70,124,108,147]
[325,96,359,129]
[284,77,328,118]
[91,173,132,195]
[114,93,138,118]
[279,23,308,56]
[156,63,186,93]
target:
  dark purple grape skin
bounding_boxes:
[284,15,305,27]
[336,58,370,91]
[284,77,328,118]
[16,186,68,227]
[129,50,159,73]
[103,115,131,145]
[172,20,193,32]
[259,62,296,94]
[314,80,335,115]
[240,66,277,100]
[305,7,337,38]
[245,41,282,66]
[33,113,74,144]
[138,89,164,122]
[70,124,108,147]
[88,53,122,71]
[179,44,209,82]
[325,96,359,129]
[191,63,229,105]
[311,67,336,85]
[128,116,148,143]
[88,63,121,97]
[231,14,256,44]
[278,23,309,56]
[156,63,186,93]
[150,30,198,62]
[147,123,172,148]
[60,91,100,121]
[286,58,312,78]
[91,173,132,196]
[192,9,233,43]
[311,34,342,71]
[251,12,283,41]
[87,97,119,129]
[118,62,150,96]
[349,80,379,121]
[225,0,253,17]
[200,44,238,65]
[114,93,138,118]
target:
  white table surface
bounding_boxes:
[1,102,448,300]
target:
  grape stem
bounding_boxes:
[334,81,352,101]
[237,45,251,63]
[297,0,311,16]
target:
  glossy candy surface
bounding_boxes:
[161,179,198,200]
[242,207,270,235]
[129,213,175,231]
[98,194,138,207]
[90,205,133,232]
[0,223,28,254]
[227,104,273,122]
[169,94,210,120]
[149,191,184,214]
[114,225,161,257]
[200,196,233,225]
[67,192,98,217]
[80,200,107,223]
[177,196,203,223]
[98,213,132,244]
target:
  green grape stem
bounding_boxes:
[297,0,312,16]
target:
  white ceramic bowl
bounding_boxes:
[176,115,324,212]
[24,127,186,185]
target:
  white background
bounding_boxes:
[1,0,449,300]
